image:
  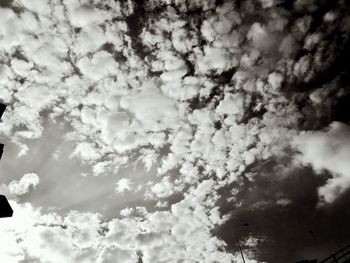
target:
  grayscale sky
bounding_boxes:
[0,0,350,262]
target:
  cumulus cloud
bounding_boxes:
[115,178,134,194]
[0,0,349,261]
[293,122,350,204]
[8,173,40,196]
[0,198,235,263]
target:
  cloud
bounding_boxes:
[115,178,134,194]
[69,4,110,28]
[293,122,350,203]
[0,198,234,262]
[247,23,273,51]
[0,0,349,262]
[8,173,40,196]
[70,141,103,162]
[97,246,138,263]
[216,93,245,116]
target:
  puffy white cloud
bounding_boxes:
[8,173,40,196]
[69,4,111,27]
[247,23,274,51]
[293,122,350,203]
[115,178,134,194]
[0,8,21,49]
[73,24,108,55]
[216,93,245,116]
[148,176,176,199]
[97,246,138,263]
[120,87,180,132]
[259,0,276,8]
[196,45,238,74]
[70,141,103,162]
[268,72,284,92]
[77,51,119,81]
[0,198,234,262]
[20,0,51,15]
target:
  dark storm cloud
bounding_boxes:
[209,0,350,261]
[216,160,350,262]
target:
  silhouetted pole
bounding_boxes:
[234,223,249,263]
[235,231,246,263]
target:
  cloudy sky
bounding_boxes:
[0,0,350,262]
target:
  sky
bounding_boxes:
[0,0,350,262]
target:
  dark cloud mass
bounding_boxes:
[0,0,350,262]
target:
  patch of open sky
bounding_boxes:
[0,116,166,219]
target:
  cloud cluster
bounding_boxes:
[0,0,349,261]
[8,173,40,196]
[293,122,350,204]
[0,195,238,263]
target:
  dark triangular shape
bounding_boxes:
[0,195,13,218]
[0,103,6,119]
[0,143,4,160]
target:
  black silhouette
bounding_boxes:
[0,143,3,160]
[0,102,6,119]
[0,102,13,218]
[0,195,13,218]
